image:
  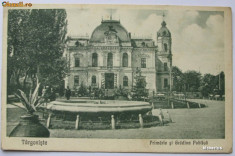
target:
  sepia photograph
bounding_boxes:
[1,4,233,153]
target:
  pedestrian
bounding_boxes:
[41,86,50,106]
[42,86,47,98]
[65,86,71,100]
[42,86,50,102]
[50,88,56,101]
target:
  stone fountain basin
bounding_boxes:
[46,99,152,114]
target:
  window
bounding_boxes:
[74,76,79,86]
[164,78,168,88]
[122,53,128,67]
[75,41,79,47]
[92,76,96,84]
[92,53,98,67]
[141,42,146,47]
[107,53,113,67]
[164,63,168,71]
[141,58,146,68]
[123,76,128,87]
[163,31,166,36]
[164,43,168,52]
[75,58,80,67]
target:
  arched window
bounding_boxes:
[164,43,168,52]
[122,53,128,67]
[107,53,113,67]
[92,76,96,84]
[164,62,168,71]
[123,76,128,87]
[164,78,168,88]
[163,31,166,36]
[92,53,98,67]
[75,57,80,67]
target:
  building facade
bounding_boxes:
[64,18,172,95]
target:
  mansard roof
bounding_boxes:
[90,20,131,43]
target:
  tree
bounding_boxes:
[183,70,201,92]
[218,71,225,95]
[7,9,68,94]
[200,73,216,96]
[172,66,184,92]
[114,85,129,98]
[172,67,201,93]
[199,72,225,97]
[169,65,225,98]
[131,68,148,100]
[7,10,31,93]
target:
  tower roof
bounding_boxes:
[161,21,167,27]
[157,20,171,37]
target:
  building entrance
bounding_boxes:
[105,73,114,89]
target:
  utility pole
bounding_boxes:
[218,65,221,90]
[169,64,172,93]
[110,9,113,20]
[219,73,221,90]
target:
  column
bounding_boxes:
[101,73,105,89]
[75,115,80,130]
[128,51,131,68]
[98,51,103,67]
[114,73,117,88]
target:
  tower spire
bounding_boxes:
[162,11,165,21]
[161,11,166,27]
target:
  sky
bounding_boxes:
[66,8,224,75]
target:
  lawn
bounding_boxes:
[6,99,225,139]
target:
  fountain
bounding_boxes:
[43,99,162,130]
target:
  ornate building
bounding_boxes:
[64,17,172,95]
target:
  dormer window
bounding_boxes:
[104,25,119,44]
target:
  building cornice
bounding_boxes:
[68,46,134,52]
[133,47,157,51]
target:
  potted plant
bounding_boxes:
[9,82,50,137]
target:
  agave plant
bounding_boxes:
[13,83,42,114]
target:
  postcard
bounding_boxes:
[1,4,233,153]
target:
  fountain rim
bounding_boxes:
[50,99,151,107]
[46,99,152,114]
